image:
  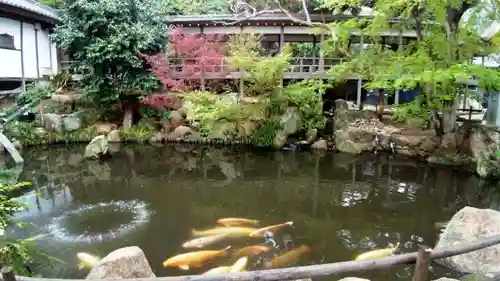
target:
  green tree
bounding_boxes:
[321,0,500,135]
[52,0,169,126]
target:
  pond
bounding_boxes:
[7,144,500,281]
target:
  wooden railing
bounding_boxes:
[3,233,500,281]
[60,57,346,77]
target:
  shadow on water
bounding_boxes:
[6,144,500,281]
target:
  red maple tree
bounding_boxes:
[140,27,226,111]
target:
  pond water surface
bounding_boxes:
[8,144,500,281]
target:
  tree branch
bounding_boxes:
[299,0,311,23]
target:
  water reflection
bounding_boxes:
[5,144,500,280]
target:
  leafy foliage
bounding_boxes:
[0,181,34,275]
[282,80,327,131]
[251,120,282,147]
[140,28,226,113]
[119,124,156,142]
[227,34,292,96]
[323,0,500,135]
[392,100,431,129]
[52,0,169,105]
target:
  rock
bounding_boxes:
[436,206,500,274]
[273,130,287,148]
[62,114,82,132]
[432,278,459,281]
[420,136,440,154]
[468,127,500,178]
[168,125,201,141]
[34,127,48,137]
[305,128,318,144]
[94,123,117,135]
[338,278,370,281]
[209,121,237,140]
[280,107,301,135]
[239,121,258,137]
[149,132,164,143]
[85,246,155,280]
[334,99,349,131]
[84,135,109,159]
[311,139,328,150]
[391,134,428,157]
[43,113,63,133]
[12,139,21,150]
[440,133,458,153]
[168,110,185,128]
[107,130,121,143]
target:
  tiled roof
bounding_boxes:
[0,0,58,20]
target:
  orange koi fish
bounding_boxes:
[249,221,294,237]
[234,245,270,257]
[265,245,310,269]
[162,246,231,270]
[217,218,259,227]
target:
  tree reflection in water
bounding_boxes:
[6,144,500,280]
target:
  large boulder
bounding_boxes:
[468,127,500,178]
[338,278,370,281]
[84,135,109,159]
[43,113,63,133]
[280,107,301,135]
[167,125,201,141]
[435,206,500,274]
[62,113,82,132]
[85,246,155,280]
[390,134,428,157]
[334,99,349,131]
[107,129,121,143]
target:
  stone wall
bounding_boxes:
[332,99,500,179]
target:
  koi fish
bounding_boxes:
[162,246,231,270]
[234,245,270,257]
[202,266,232,275]
[217,218,259,227]
[192,227,256,237]
[230,257,248,272]
[265,245,310,269]
[249,221,294,237]
[76,252,101,270]
[182,234,230,249]
[354,242,400,261]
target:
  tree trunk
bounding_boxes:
[122,107,133,129]
[440,97,460,134]
[378,89,385,121]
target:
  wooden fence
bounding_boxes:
[3,233,500,281]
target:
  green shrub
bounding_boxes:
[392,100,431,129]
[119,125,155,142]
[251,120,282,147]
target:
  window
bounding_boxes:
[0,33,15,49]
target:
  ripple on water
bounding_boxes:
[46,200,151,244]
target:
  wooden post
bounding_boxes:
[319,33,325,72]
[412,247,432,281]
[2,267,17,281]
[20,21,26,91]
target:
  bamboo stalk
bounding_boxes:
[12,234,500,281]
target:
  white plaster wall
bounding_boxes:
[0,17,22,78]
[38,29,51,69]
[22,22,37,79]
[50,42,58,73]
[0,18,58,79]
